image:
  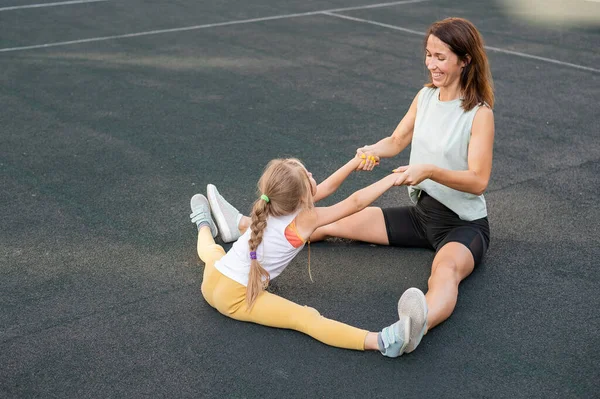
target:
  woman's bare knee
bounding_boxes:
[431,242,474,282]
[429,260,459,288]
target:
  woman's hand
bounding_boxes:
[392,164,435,186]
[356,146,380,171]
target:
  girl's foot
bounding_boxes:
[378,315,410,357]
[206,184,242,243]
[190,194,218,237]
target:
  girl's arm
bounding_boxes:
[297,173,406,237]
[313,91,421,202]
[313,156,362,203]
[392,106,495,196]
[356,93,419,171]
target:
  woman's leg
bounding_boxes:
[238,208,386,242]
[239,207,390,244]
[425,241,475,331]
[310,207,390,244]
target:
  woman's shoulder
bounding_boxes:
[418,85,437,97]
[474,104,494,119]
[416,86,437,105]
[472,105,494,129]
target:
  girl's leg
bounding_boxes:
[231,288,371,350]
[197,226,225,265]
[425,242,475,331]
[211,274,412,355]
[214,279,407,353]
[196,226,226,309]
[238,215,251,234]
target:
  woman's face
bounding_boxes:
[425,34,466,88]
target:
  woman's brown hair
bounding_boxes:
[424,17,494,111]
[246,158,314,308]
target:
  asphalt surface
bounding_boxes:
[1,0,599,398]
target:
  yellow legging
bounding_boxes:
[197,228,368,350]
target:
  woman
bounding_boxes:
[208,17,495,354]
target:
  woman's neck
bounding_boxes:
[438,81,462,102]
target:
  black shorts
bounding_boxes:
[382,191,490,265]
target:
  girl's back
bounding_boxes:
[215,211,305,287]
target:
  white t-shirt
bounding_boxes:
[215,211,306,286]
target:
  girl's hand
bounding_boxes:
[392,164,434,186]
[356,146,380,171]
[391,171,408,186]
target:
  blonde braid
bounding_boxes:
[246,199,271,308]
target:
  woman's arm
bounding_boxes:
[393,106,495,196]
[313,156,362,203]
[357,93,419,171]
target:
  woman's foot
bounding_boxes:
[206,184,242,243]
[190,194,218,237]
[398,287,428,353]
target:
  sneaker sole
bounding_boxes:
[206,184,235,243]
[397,288,428,353]
[399,315,410,355]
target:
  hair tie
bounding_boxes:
[249,251,257,260]
[260,194,270,203]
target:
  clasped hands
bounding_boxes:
[355,146,434,186]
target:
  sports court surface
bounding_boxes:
[1,1,599,398]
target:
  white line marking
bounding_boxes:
[0,0,597,75]
[0,0,107,12]
[0,0,427,52]
[483,45,600,73]
[322,11,423,35]
[324,12,600,73]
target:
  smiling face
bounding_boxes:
[425,34,466,89]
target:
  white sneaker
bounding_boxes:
[379,315,411,357]
[190,194,218,238]
[206,184,242,243]
[397,287,428,353]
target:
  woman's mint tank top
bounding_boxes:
[408,87,487,221]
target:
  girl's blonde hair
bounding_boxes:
[424,17,495,111]
[246,158,314,308]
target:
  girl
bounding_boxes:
[190,156,427,357]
